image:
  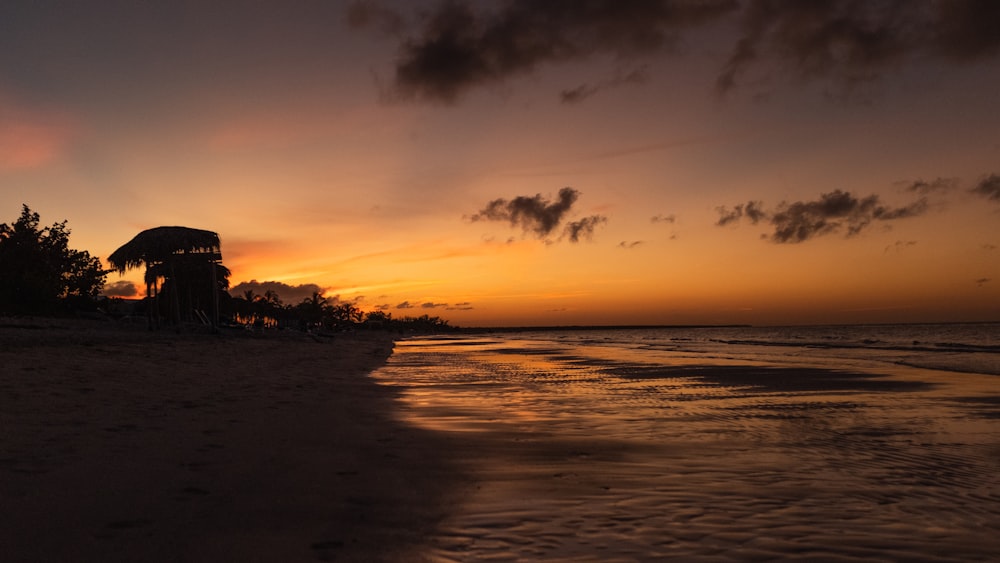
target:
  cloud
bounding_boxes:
[715,200,765,226]
[718,0,1000,95]
[771,191,927,242]
[983,244,997,251]
[975,277,991,287]
[446,302,475,310]
[103,280,138,298]
[564,215,607,242]
[560,66,648,104]
[470,187,577,235]
[395,301,414,309]
[618,241,644,249]
[650,214,676,224]
[717,190,929,243]
[884,240,917,253]
[971,173,1000,201]
[359,1,1000,103]
[229,280,326,304]
[421,301,448,309]
[469,187,608,243]
[379,0,738,103]
[903,177,958,195]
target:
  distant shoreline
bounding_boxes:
[454,320,1000,333]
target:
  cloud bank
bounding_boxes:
[353,0,737,103]
[351,0,1000,103]
[230,280,327,304]
[103,280,138,298]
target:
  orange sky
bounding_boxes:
[1,1,998,326]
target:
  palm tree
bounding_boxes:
[107,226,225,330]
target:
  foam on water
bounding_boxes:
[372,325,1000,561]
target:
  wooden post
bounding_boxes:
[211,256,219,331]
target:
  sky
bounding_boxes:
[1,0,998,327]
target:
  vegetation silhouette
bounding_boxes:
[226,289,453,334]
[0,205,106,315]
[3,204,456,332]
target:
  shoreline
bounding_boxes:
[0,319,464,562]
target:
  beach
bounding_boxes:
[3,322,999,562]
[0,319,460,562]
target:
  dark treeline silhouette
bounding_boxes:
[0,205,107,315]
[3,204,455,332]
[224,290,454,334]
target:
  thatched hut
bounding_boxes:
[108,226,227,329]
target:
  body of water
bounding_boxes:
[372,324,1000,561]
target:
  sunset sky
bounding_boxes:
[2,0,998,326]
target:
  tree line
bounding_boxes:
[1,205,454,333]
[226,289,452,332]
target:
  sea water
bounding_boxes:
[371,324,1000,561]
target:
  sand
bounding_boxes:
[0,318,462,562]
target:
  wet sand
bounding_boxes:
[375,336,1000,561]
[0,319,462,562]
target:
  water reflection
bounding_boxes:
[372,335,1000,561]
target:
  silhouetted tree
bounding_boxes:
[0,205,107,314]
[327,302,363,329]
[294,291,330,329]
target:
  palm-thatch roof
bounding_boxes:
[107,226,221,274]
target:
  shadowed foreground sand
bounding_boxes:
[0,319,462,562]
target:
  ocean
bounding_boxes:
[371,323,1000,561]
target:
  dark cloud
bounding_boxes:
[884,240,917,253]
[229,280,326,304]
[103,280,138,298]
[382,0,738,103]
[618,241,644,249]
[715,200,765,226]
[717,190,928,243]
[650,213,676,224]
[447,302,475,310]
[904,177,958,195]
[564,215,607,242]
[469,187,608,243]
[983,244,997,251]
[971,173,1000,201]
[975,277,991,287]
[560,66,648,104]
[718,0,910,94]
[395,301,414,309]
[934,0,1000,61]
[719,0,1000,95]
[470,186,578,236]
[359,1,1000,103]
[421,301,448,309]
[770,191,927,242]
